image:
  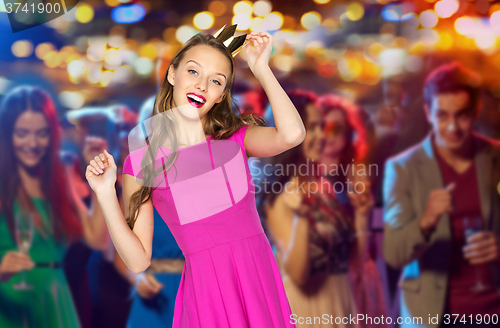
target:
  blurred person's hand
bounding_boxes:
[135,273,164,299]
[83,136,108,164]
[348,178,374,216]
[86,149,117,194]
[420,182,456,238]
[0,251,34,283]
[282,177,304,211]
[463,232,500,265]
[348,176,374,233]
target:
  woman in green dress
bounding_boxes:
[0,86,109,328]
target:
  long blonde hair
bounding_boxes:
[126,32,264,229]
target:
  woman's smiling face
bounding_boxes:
[12,109,50,168]
[167,45,232,121]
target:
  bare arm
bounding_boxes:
[66,162,109,251]
[113,248,136,285]
[242,32,306,158]
[74,189,109,251]
[347,174,374,269]
[87,150,154,274]
[265,180,310,285]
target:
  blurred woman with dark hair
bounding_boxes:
[263,90,368,328]
[319,94,387,328]
[0,86,108,328]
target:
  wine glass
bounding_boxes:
[463,216,489,292]
[13,210,34,290]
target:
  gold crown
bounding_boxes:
[212,24,248,57]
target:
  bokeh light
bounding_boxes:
[12,40,34,58]
[317,61,336,77]
[434,0,459,19]
[35,43,55,60]
[67,60,86,78]
[250,17,265,32]
[209,1,227,16]
[381,2,415,22]
[134,57,154,76]
[105,0,120,7]
[111,4,146,24]
[233,1,253,15]
[379,48,406,77]
[338,57,362,82]
[253,1,272,17]
[59,91,85,109]
[113,66,134,84]
[491,11,500,31]
[76,3,94,24]
[193,12,214,30]
[455,16,476,36]
[233,13,252,30]
[44,51,62,68]
[274,55,293,72]
[105,48,122,68]
[313,0,330,4]
[475,31,496,50]
[346,2,365,21]
[420,10,438,28]
[301,12,321,30]
[139,44,157,60]
[176,25,198,43]
[263,12,283,31]
[100,70,114,87]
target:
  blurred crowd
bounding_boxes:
[1,50,500,328]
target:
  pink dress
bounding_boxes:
[123,125,294,328]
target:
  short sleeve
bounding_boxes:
[234,124,250,148]
[122,154,134,176]
[122,150,145,179]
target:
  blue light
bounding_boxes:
[381,3,415,22]
[111,4,146,24]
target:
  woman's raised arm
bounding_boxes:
[87,150,154,274]
[242,32,306,158]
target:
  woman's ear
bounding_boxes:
[167,65,175,86]
[215,91,226,104]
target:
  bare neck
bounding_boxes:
[17,164,43,197]
[433,134,475,165]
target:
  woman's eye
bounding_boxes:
[212,80,221,86]
[188,69,198,75]
[15,133,27,138]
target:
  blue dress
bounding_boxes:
[126,207,184,328]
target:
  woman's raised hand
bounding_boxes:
[86,149,117,194]
[245,31,273,74]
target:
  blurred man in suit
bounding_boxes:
[383,62,500,328]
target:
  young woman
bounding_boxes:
[0,86,109,328]
[86,29,305,327]
[319,94,387,328]
[262,90,360,328]
[114,97,185,328]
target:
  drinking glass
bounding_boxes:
[463,216,489,292]
[13,210,34,290]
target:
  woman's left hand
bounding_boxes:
[245,32,273,74]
